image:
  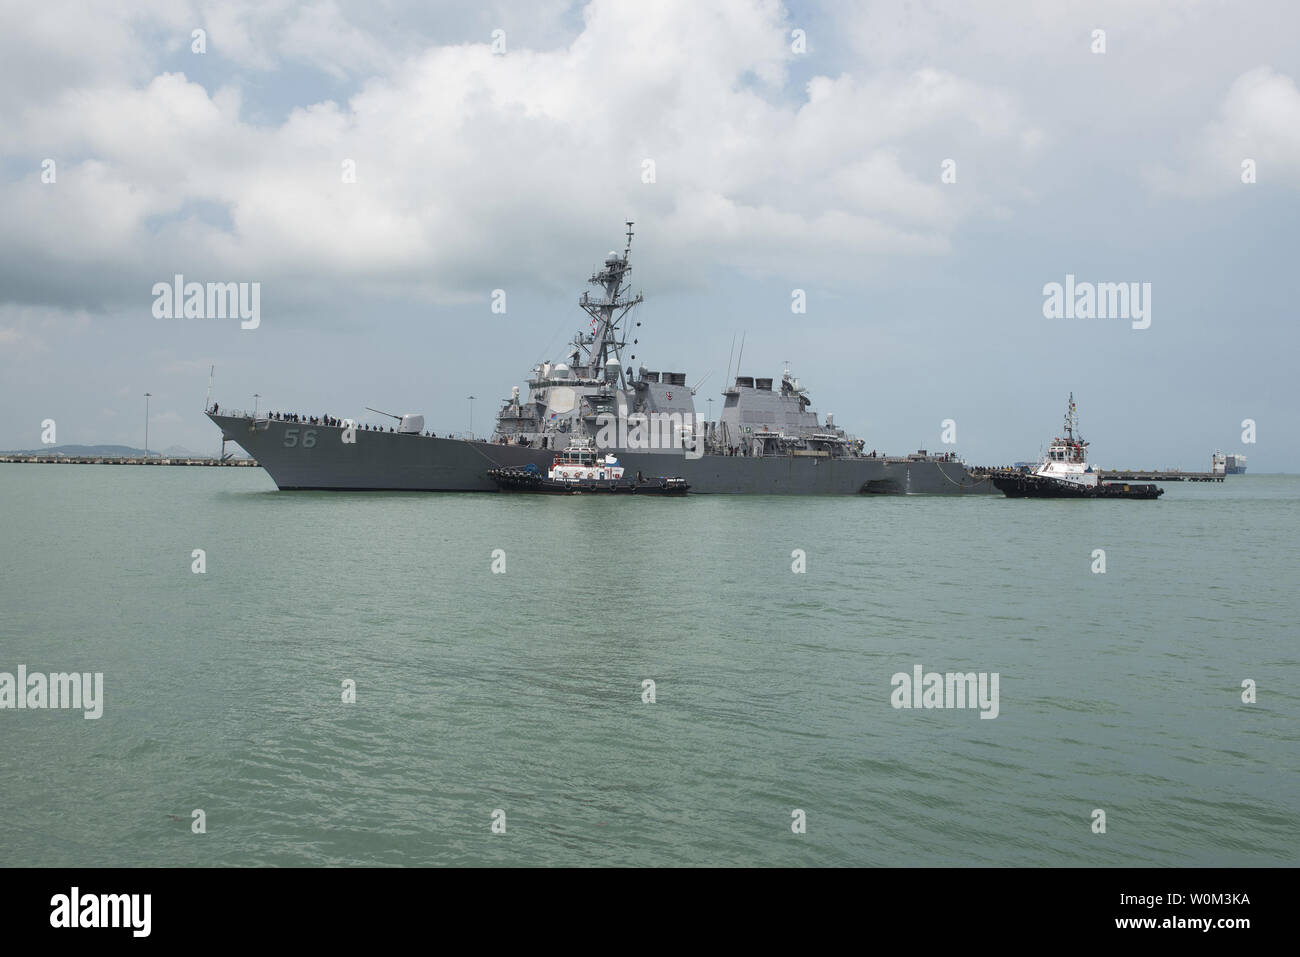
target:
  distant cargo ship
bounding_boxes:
[1211,451,1247,476]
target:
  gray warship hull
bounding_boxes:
[209,413,996,494]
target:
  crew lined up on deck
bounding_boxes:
[239,407,438,438]
[215,405,972,465]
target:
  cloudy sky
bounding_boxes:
[2,0,1296,468]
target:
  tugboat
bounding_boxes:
[487,440,688,495]
[992,395,1163,500]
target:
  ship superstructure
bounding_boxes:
[490,224,697,452]
[490,224,871,463]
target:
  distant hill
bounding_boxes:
[2,443,247,460]
[2,444,216,457]
[3,444,152,456]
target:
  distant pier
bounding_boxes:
[0,454,258,467]
[1098,469,1223,483]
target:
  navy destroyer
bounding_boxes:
[206,225,995,494]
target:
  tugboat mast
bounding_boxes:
[578,220,643,387]
[1063,392,1078,444]
[1055,392,1087,463]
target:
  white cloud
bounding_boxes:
[0,304,92,362]
[0,0,1036,311]
[279,1,396,79]
[1144,66,1300,195]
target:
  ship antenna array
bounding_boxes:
[576,222,643,385]
[1064,392,1079,442]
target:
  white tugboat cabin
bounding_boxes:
[1033,394,1099,488]
[549,441,625,482]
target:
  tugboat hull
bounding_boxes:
[992,473,1163,499]
[487,467,688,495]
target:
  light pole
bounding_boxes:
[468,395,476,437]
[253,393,261,417]
[144,393,151,457]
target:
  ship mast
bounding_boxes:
[1061,392,1087,462]
[578,221,643,388]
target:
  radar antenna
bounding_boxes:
[576,222,643,388]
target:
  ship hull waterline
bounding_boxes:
[991,474,1164,499]
[208,413,998,495]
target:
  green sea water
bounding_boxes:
[1,464,1296,867]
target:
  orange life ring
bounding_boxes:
[586,471,594,479]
